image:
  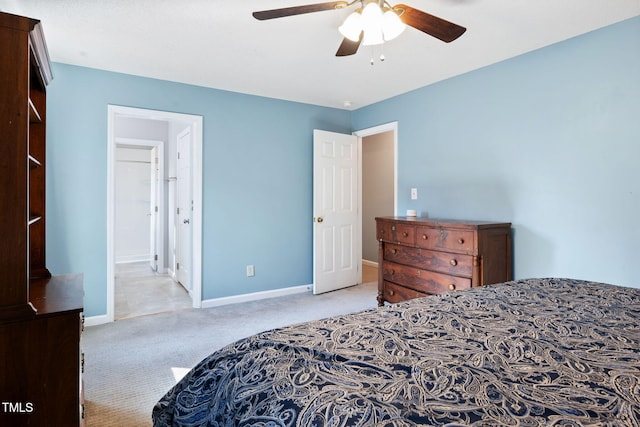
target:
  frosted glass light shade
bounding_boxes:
[362,30,384,46]
[338,2,406,47]
[382,9,405,41]
[361,2,383,46]
[338,11,362,42]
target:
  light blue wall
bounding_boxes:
[46,17,640,318]
[353,17,640,287]
[46,66,351,317]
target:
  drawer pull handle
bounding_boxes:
[402,232,408,237]
[450,259,458,266]
[389,289,394,296]
[389,269,395,275]
[422,234,428,240]
[391,225,396,231]
[391,248,398,254]
[458,238,464,244]
[449,284,456,291]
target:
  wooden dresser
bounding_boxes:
[0,11,84,426]
[376,217,512,305]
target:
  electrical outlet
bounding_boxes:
[411,188,418,200]
[246,265,255,277]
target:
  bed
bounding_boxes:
[152,278,640,426]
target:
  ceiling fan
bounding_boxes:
[252,0,466,57]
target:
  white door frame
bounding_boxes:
[175,126,193,292]
[107,105,204,323]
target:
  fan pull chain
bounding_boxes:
[370,46,386,66]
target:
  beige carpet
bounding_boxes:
[83,272,378,426]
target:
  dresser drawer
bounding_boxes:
[384,244,473,277]
[416,227,475,254]
[376,221,393,241]
[383,261,471,294]
[394,224,415,245]
[382,281,428,304]
[377,221,415,244]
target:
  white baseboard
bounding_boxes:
[201,284,311,308]
[116,255,151,264]
[84,314,110,327]
[362,259,378,268]
[85,284,312,326]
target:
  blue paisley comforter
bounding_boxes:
[152,278,640,426]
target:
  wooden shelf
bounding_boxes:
[29,154,42,168]
[28,97,42,122]
[28,214,42,226]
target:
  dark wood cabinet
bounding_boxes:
[0,11,84,426]
[376,217,512,305]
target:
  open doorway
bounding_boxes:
[356,122,397,281]
[107,105,203,322]
[112,139,190,319]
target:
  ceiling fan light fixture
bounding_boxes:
[253,1,467,58]
[338,10,362,41]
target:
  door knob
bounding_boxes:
[183,219,190,224]
[317,217,324,223]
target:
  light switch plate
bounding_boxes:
[411,188,418,200]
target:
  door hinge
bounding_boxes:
[154,254,158,261]
[155,206,158,213]
[176,262,180,270]
[177,207,180,215]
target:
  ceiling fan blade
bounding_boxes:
[253,1,348,20]
[335,35,362,56]
[393,4,466,42]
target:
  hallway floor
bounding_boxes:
[115,262,191,320]
[362,262,378,284]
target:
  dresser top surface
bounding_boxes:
[30,274,84,316]
[375,216,511,229]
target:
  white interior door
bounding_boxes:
[149,147,158,271]
[313,129,360,294]
[176,128,192,291]
[115,146,152,264]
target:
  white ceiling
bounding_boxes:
[2,0,639,110]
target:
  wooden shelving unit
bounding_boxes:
[0,11,84,426]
